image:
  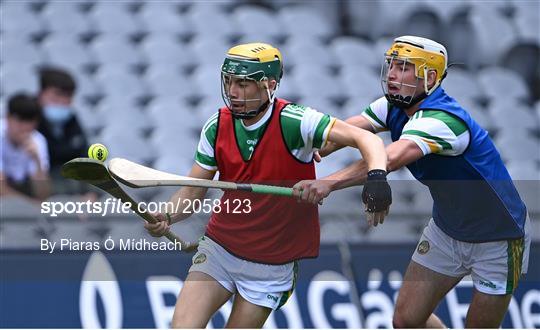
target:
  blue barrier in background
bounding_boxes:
[1,244,538,328]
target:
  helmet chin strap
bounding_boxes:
[231,99,270,119]
[230,82,276,119]
[385,91,427,109]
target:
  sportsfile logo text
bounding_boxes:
[40,198,252,217]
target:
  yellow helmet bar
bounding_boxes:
[385,36,447,95]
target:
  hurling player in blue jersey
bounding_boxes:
[294,36,531,328]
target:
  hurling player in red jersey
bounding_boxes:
[145,42,392,328]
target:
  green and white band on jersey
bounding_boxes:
[195,103,335,171]
[361,97,471,156]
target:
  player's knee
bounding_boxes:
[171,310,207,329]
[392,308,423,328]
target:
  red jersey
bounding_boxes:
[206,99,320,264]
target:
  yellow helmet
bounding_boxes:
[384,35,448,95]
[222,43,283,82]
[220,43,283,119]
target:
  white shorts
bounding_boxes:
[188,236,297,310]
[412,217,531,295]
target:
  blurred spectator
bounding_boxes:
[37,67,88,171]
[36,67,89,194]
[0,94,51,202]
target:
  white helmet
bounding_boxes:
[381,36,448,108]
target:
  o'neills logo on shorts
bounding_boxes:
[193,253,207,264]
[417,240,430,255]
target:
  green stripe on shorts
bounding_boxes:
[506,237,524,294]
[277,261,298,310]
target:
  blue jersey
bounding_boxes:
[386,87,527,242]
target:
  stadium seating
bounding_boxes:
[1,1,539,245]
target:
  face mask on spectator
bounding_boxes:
[44,105,72,125]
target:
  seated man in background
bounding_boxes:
[1,93,51,202]
[37,67,89,194]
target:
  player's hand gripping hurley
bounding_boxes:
[61,158,198,252]
[62,158,297,252]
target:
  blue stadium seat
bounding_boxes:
[512,0,540,44]
[233,6,282,43]
[187,3,237,40]
[195,98,226,123]
[495,132,540,163]
[138,2,192,35]
[191,66,224,108]
[344,0,380,39]
[339,65,382,101]
[90,35,145,67]
[373,37,394,62]
[99,105,155,135]
[0,1,45,37]
[75,106,105,136]
[144,64,193,99]
[500,42,540,97]
[153,155,195,178]
[98,126,156,164]
[443,68,484,101]
[283,36,337,69]
[1,35,45,68]
[188,37,231,68]
[477,67,530,102]
[40,1,92,36]
[277,73,301,102]
[457,97,495,133]
[41,34,93,73]
[88,1,142,36]
[140,35,195,70]
[341,95,374,119]
[399,4,443,42]
[277,6,335,39]
[297,96,339,117]
[293,66,344,100]
[445,8,478,69]
[0,64,39,96]
[146,97,203,133]
[506,160,540,180]
[331,37,378,71]
[469,6,516,67]
[489,101,539,133]
[95,65,148,100]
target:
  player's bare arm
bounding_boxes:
[295,138,421,225]
[294,119,386,204]
[318,115,375,158]
[299,139,424,197]
[327,119,387,173]
[295,119,392,223]
[144,163,215,237]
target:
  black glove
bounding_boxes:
[362,169,392,212]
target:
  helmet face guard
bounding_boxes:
[381,55,428,109]
[220,61,276,119]
[380,36,448,109]
[220,43,283,119]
